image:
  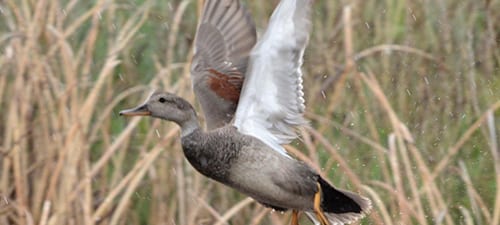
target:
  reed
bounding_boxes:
[1,0,499,224]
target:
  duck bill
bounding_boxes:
[119,104,151,117]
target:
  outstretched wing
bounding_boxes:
[191,0,257,130]
[233,0,312,156]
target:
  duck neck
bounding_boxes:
[180,118,201,138]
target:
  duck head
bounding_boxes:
[119,92,198,130]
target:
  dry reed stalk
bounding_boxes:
[300,127,321,166]
[369,180,422,218]
[488,111,500,225]
[71,116,142,203]
[355,44,439,63]
[350,67,388,179]
[466,20,482,122]
[46,6,148,224]
[194,195,227,224]
[153,3,193,224]
[175,150,187,225]
[362,186,393,225]
[269,212,286,225]
[185,182,214,225]
[197,0,205,19]
[409,143,454,225]
[248,207,270,225]
[80,10,100,77]
[358,70,457,224]
[305,126,383,225]
[46,0,108,56]
[458,206,474,225]
[324,5,353,117]
[91,125,177,221]
[306,113,389,154]
[0,60,6,101]
[357,72,409,223]
[431,101,500,180]
[9,80,28,225]
[107,131,176,225]
[305,5,384,222]
[162,0,191,89]
[387,134,409,224]
[458,161,491,224]
[2,0,48,222]
[394,134,427,224]
[214,197,254,225]
[80,10,149,126]
[88,86,148,143]
[306,127,362,187]
[11,0,148,223]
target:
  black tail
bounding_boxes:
[318,177,370,214]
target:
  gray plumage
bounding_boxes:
[182,126,319,210]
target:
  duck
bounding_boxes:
[120,0,372,224]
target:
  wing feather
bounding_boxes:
[191,0,257,129]
[234,0,312,156]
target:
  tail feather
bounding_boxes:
[304,212,320,225]
[317,177,372,224]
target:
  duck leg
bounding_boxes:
[291,210,300,225]
[313,182,332,225]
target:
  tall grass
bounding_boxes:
[1,0,499,224]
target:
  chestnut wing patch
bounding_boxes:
[207,68,243,103]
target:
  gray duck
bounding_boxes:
[120,0,372,224]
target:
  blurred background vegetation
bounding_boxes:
[1,0,499,224]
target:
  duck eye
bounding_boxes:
[159,97,166,103]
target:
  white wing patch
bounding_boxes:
[233,0,312,157]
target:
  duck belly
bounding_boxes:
[226,143,319,211]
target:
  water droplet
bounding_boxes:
[5,46,13,58]
[2,195,9,204]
